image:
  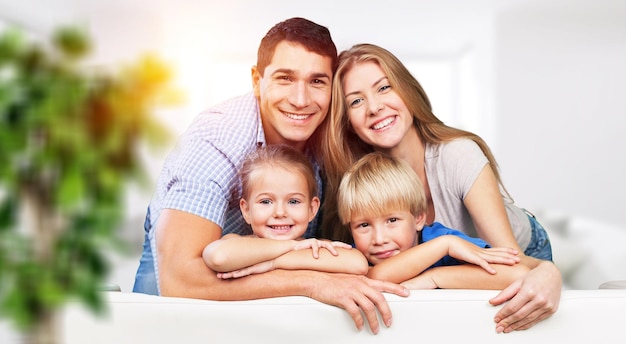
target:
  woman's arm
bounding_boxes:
[464,164,562,332]
[401,263,531,290]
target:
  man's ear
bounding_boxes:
[251,65,261,97]
[308,197,321,222]
[240,198,252,224]
[414,212,427,232]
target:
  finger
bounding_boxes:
[332,241,352,249]
[311,242,320,259]
[353,294,382,334]
[323,242,339,256]
[343,302,365,333]
[479,260,497,274]
[489,280,521,307]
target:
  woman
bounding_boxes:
[319,43,561,333]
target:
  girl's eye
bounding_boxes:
[259,199,272,205]
[388,217,398,223]
[288,199,301,205]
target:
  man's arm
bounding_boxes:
[155,208,409,334]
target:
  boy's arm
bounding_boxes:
[401,263,531,290]
[367,236,519,283]
[202,235,296,272]
[366,236,449,283]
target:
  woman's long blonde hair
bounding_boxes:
[319,43,505,243]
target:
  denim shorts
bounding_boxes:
[523,210,553,261]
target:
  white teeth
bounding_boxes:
[271,225,292,230]
[286,113,309,120]
[372,117,394,130]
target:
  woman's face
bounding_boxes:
[342,61,414,151]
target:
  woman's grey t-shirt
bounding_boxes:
[424,139,531,250]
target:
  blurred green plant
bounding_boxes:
[0,25,178,343]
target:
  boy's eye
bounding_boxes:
[388,217,398,223]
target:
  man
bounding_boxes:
[133,17,408,335]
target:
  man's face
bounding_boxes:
[252,41,333,152]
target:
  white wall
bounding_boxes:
[1,0,625,234]
[495,2,626,229]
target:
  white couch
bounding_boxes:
[57,289,626,343]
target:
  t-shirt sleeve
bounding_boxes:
[161,138,239,228]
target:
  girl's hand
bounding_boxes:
[293,239,352,258]
[216,260,275,279]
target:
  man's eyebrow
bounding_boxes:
[271,69,330,80]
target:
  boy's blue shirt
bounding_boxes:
[421,222,490,267]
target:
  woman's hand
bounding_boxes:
[489,260,562,332]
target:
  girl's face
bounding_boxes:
[342,61,414,151]
[349,209,423,265]
[240,165,320,240]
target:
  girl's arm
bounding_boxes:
[214,246,369,279]
[202,234,298,272]
[274,247,369,274]
[401,263,531,290]
[366,236,519,284]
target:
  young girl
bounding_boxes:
[202,144,368,279]
[337,152,529,289]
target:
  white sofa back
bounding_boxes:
[55,289,626,343]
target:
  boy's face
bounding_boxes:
[349,209,423,265]
[240,165,320,240]
[252,41,333,153]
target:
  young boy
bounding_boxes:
[337,152,529,289]
[203,144,368,279]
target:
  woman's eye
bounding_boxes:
[379,85,391,92]
[349,98,363,107]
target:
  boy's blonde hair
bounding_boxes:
[337,152,427,225]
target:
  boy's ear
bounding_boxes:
[251,65,261,97]
[240,198,252,225]
[308,197,321,222]
[414,212,427,232]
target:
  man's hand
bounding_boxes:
[489,260,561,332]
[305,273,409,335]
